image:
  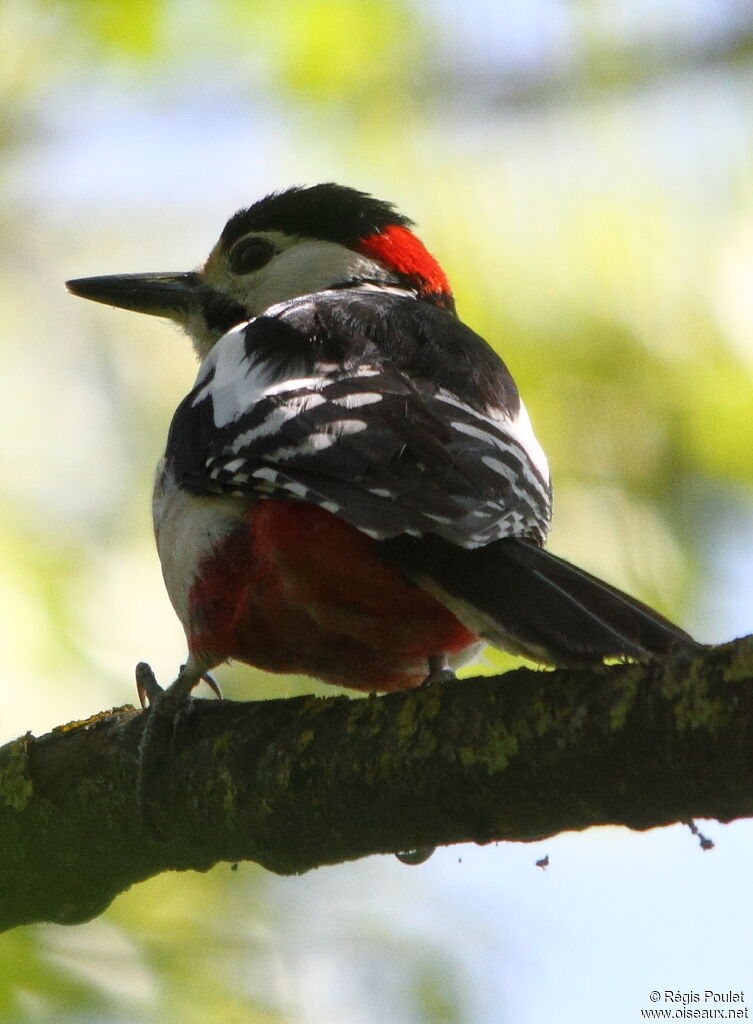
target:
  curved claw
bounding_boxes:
[135,661,163,708]
[174,663,222,700]
[200,671,223,699]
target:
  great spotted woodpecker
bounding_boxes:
[67,183,697,701]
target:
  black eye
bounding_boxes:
[228,237,275,274]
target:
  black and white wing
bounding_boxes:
[164,287,697,666]
[164,288,552,548]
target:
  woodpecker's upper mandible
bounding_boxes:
[67,183,697,697]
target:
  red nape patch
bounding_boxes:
[357,225,452,303]
[188,500,478,692]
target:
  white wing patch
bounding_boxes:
[170,294,553,550]
[438,389,549,486]
[191,319,335,430]
[229,394,328,447]
[481,455,519,483]
[265,368,338,396]
[330,392,383,409]
[499,398,549,484]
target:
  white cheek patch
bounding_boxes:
[251,240,395,313]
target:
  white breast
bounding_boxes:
[152,459,248,627]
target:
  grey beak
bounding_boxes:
[66,271,202,320]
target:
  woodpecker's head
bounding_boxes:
[67,183,454,359]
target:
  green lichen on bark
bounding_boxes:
[0,636,752,932]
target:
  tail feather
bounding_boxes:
[380,534,698,666]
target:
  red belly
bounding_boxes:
[187,499,478,691]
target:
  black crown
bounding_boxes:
[220,183,413,250]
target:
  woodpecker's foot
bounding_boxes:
[136,661,222,708]
[420,656,456,688]
[395,846,436,865]
[135,661,218,837]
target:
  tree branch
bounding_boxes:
[2,636,752,933]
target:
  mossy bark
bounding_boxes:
[1,636,752,932]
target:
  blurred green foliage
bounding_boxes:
[1,1,753,1022]
[69,0,161,57]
